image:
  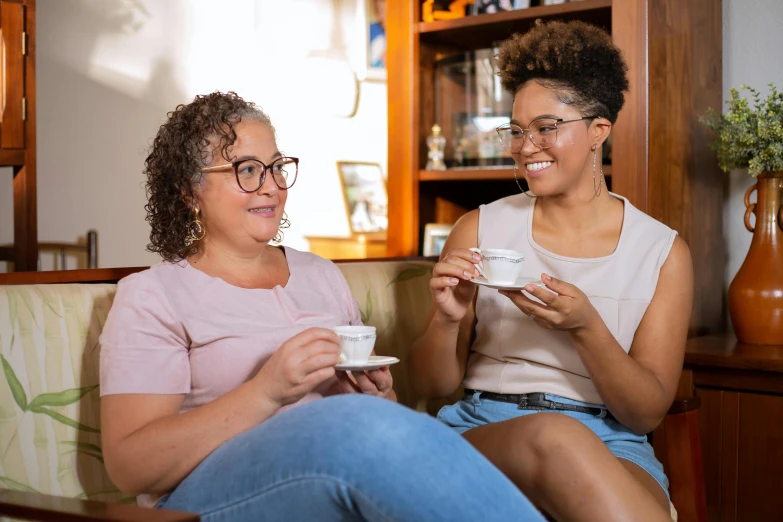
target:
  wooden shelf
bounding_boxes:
[685,335,783,374]
[418,0,612,49]
[419,164,612,181]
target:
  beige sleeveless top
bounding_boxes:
[463,193,677,405]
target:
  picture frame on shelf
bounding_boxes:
[423,223,454,257]
[353,0,386,82]
[337,161,388,236]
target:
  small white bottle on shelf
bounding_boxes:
[425,124,447,171]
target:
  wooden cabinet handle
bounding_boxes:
[0,27,5,122]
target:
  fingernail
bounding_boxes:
[463,271,472,279]
[524,285,534,292]
[473,254,481,261]
[543,274,551,282]
[450,278,459,285]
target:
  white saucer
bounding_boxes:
[470,275,545,291]
[335,356,400,371]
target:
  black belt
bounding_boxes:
[464,389,614,420]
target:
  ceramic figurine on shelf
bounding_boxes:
[426,124,447,170]
[422,0,475,23]
[453,136,468,167]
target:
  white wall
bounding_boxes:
[723,0,783,291]
[3,0,780,276]
[0,0,387,270]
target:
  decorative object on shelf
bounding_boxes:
[337,161,389,235]
[354,0,386,81]
[434,47,513,168]
[701,84,783,177]
[423,223,454,256]
[702,84,783,344]
[471,0,529,14]
[453,135,468,167]
[729,172,783,345]
[426,124,448,170]
[422,0,475,22]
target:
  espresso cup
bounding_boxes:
[332,325,376,364]
[469,248,525,285]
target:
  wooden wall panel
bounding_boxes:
[697,388,723,522]
[610,0,648,211]
[648,0,724,336]
[386,1,419,256]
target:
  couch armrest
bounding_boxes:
[0,490,199,522]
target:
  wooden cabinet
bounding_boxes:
[0,0,25,150]
[386,0,725,335]
[0,0,35,271]
[685,336,783,522]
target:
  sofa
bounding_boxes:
[0,257,704,521]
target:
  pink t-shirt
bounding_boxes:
[99,247,362,413]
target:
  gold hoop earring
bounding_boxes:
[273,212,291,245]
[592,147,604,198]
[514,164,536,198]
[185,207,206,246]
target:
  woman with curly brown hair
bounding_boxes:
[97,91,546,522]
[411,20,692,522]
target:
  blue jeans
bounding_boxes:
[157,394,546,521]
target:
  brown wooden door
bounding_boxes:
[0,0,25,150]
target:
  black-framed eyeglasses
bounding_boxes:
[201,156,299,192]
[496,116,597,151]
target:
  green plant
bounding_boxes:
[701,83,783,177]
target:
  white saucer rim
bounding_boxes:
[335,356,400,371]
[469,276,545,290]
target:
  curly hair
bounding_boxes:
[144,91,275,262]
[496,20,629,123]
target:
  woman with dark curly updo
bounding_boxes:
[97,92,546,522]
[412,21,691,521]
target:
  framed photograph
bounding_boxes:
[354,0,386,82]
[423,223,454,257]
[337,161,388,235]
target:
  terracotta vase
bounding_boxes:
[728,171,783,345]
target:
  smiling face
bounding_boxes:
[195,120,287,254]
[511,81,609,198]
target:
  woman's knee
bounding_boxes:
[304,395,434,452]
[508,413,603,466]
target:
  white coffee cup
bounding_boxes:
[332,325,376,364]
[469,248,525,285]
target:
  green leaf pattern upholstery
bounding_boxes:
[0,260,438,502]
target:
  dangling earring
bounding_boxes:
[514,164,536,198]
[185,207,205,246]
[273,212,291,245]
[592,147,604,198]
[279,212,291,230]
